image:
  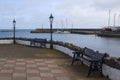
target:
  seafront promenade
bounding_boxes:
[0,44,109,80]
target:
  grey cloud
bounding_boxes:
[92,0,120,10]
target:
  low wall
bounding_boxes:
[53,45,74,57]
[103,64,120,80]
[0,38,119,80]
[0,39,13,44]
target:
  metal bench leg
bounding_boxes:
[44,43,46,48]
[88,62,93,76]
[40,43,42,47]
[99,63,103,77]
[71,53,76,65]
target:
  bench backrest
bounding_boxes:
[33,38,47,43]
[83,47,105,61]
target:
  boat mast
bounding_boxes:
[71,23,73,32]
[42,24,43,29]
[113,13,116,27]
[66,18,68,28]
[61,20,63,32]
[118,14,120,27]
[108,9,111,28]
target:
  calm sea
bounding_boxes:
[0,29,120,57]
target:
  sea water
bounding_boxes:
[0,29,120,57]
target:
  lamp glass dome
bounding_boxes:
[49,14,54,23]
[13,19,16,24]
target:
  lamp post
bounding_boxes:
[13,19,16,44]
[49,14,54,49]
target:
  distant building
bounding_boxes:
[101,26,120,32]
[110,27,120,31]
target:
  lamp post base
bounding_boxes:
[50,44,53,49]
[13,38,15,44]
[13,41,15,44]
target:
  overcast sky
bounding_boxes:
[0,0,120,29]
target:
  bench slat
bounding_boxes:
[30,38,47,48]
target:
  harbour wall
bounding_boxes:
[97,32,120,37]
[31,28,101,34]
[0,38,119,80]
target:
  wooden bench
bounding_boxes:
[30,38,47,48]
[71,47,106,76]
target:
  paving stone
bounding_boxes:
[15,65,25,67]
[38,67,49,71]
[16,59,25,62]
[14,70,26,73]
[0,58,6,61]
[56,77,70,80]
[26,60,35,63]
[35,59,43,62]
[40,73,54,77]
[41,77,56,80]
[16,62,26,65]
[0,66,3,70]
[53,73,67,77]
[0,73,11,77]
[26,64,37,68]
[4,64,14,67]
[13,73,26,77]
[27,69,39,73]
[0,77,11,80]
[1,70,13,73]
[36,63,46,66]
[51,69,63,73]
[27,77,41,80]
[48,64,58,68]
[50,67,62,70]
[0,62,5,65]
[27,73,40,77]
[39,69,50,73]
[6,60,15,63]
[12,77,26,80]
[15,67,26,70]
[27,67,38,70]
[2,67,14,70]
[45,60,55,64]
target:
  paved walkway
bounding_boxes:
[0,58,69,80]
[0,44,110,80]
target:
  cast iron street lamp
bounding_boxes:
[13,19,16,44]
[49,14,54,49]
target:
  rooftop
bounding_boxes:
[0,44,109,80]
